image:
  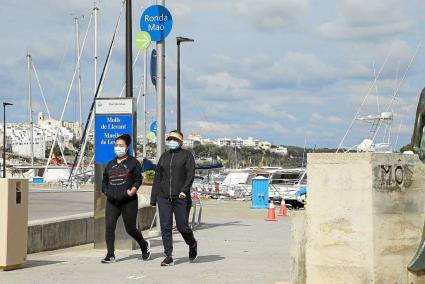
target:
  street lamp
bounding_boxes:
[3,102,13,178]
[176,36,194,132]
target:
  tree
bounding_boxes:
[400,144,413,153]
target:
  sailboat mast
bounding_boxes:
[94,3,98,93]
[27,53,34,166]
[74,16,83,147]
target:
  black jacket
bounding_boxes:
[150,148,195,205]
[102,155,143,206]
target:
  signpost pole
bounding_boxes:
[143,48,148,158]
[155,0,166,236]
[156,0,166,161]
[176,41,180,132]
[140,0,173,236]
[126,0,133,100]
[126,0,137,158]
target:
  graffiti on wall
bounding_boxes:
[374,164,413,192]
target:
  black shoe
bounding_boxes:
[189,240,198,262]
[101,254,116,263]
[160,256,174,266]
[141,240,151,261]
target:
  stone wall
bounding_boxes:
[27,206,155,254]
[299,153,425,284]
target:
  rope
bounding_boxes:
[43,12,93,178]
[336,49,392,152]
[69,1,125,181]
[32,62,52,119]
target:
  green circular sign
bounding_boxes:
[135,31,151,50]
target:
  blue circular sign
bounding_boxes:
[150,121,157,134]
[140,5,173,42]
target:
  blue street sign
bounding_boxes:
[150,121,157,135]
[95,114,133,164]
[150,49,157,87]
[140,5,173,42]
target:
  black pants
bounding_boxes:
[157,196,196,257]
[105,197,147,255]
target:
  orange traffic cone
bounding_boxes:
[265,200,278,221]
[278,200,289,216]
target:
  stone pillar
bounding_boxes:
[305,153,425,284]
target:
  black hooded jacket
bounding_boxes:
[102,155,143,205]
[150,148,195,205]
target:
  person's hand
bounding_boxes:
[127,189,134,197]
[179,192,186,199]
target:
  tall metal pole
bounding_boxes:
[156,0,166,161]
[94,3,99,94]
[176,42,181,132]
[175,37,193,133]
[2,103,12,178]
[3,104,5,178]
[126,0,133,99]
[75,17,83,141]
[126,0,137,157]
[143,48,148,158]
[27,53,34,167]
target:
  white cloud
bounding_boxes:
[234,0,308,32]
[208,52,338,89]
[197,72,250,91]
[167,3,192,19]
[311,113,344,125]
[318,0,414,40]
[185,121,243,137]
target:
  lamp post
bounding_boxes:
[176,36,194,132]
[3,102,13,178]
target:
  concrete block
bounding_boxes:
[304,153,425,283]
[290,211,306,284]
[27,225,42,254]
[28,213,94,254]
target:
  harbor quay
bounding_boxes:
[1,190,292,284]
[3,0,425,283]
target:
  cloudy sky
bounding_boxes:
[1,0,425,148]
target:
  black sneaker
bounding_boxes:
[101,254,116,263]
[142,240,151,261]
[160,256,174,266]
[189,240,198,262]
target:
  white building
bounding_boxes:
[0,122,74,159]
[183,139,194,148]
[188,133,202,142]
[259,141,272,151]
[214,138,232,147]
[12,136,46,159]
[270,146,288,156]
[243,137,260,148]
[213,137,270,149]
[38,112,81,140]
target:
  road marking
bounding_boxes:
[127,275,146,280]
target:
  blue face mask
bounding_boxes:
[166,140,181,150]
[114,146,127,157]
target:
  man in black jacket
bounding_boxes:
[151,130,198,266]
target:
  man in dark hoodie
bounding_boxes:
[151,130,198,266]
[101,134,151,263]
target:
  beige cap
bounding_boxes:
[166,131,183,142]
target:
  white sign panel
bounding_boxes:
[95,98,133,114]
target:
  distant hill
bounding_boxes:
[190,144,338,168]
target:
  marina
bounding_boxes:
[2,0,425,283]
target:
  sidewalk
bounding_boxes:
[1,201,291,284]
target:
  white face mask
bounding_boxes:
[114,146,127,157]
[166,140,181,150]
